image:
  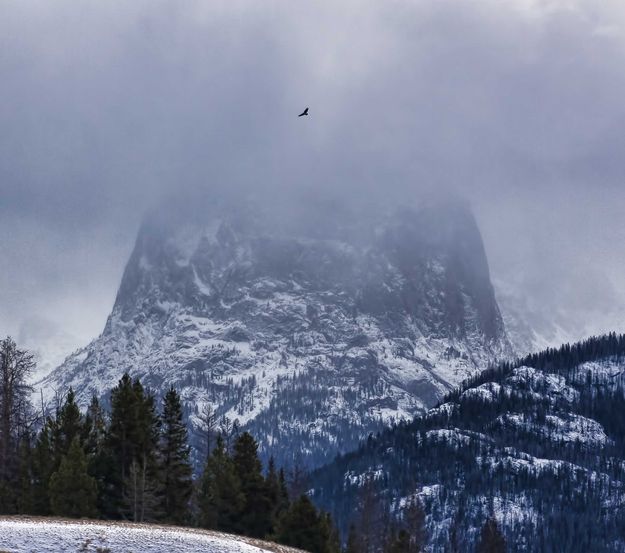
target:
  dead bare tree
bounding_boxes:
[219,414,240,453]
[197,403,217,462]
[123,452,161,522]
[0,337,35,487]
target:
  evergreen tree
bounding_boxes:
[446,514,461,553]
[354,475,386,553]
[278,467,290,508]
[31,423,54,515]
[84,395,107,456]
[105,373,136,514]
[319,511,341,553]
[55,388,83,456]
[16,437,34,514]
[232,431,272,537]
[84,395,111,514]
[266,456,289,530]
[198,434,244,532]
[105,374,161,519]
[159,387,193,524]
[345,524,361,553]
[385,529,411,553]
[403,497,427,552]
[266,456,280,504]
[476,517,507,553]
[48,437,97,518]
[276,495,339,553]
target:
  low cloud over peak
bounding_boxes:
[2,0,625,358]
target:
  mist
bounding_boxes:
[2,0,625,359]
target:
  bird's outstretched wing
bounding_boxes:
[298,107,309,117]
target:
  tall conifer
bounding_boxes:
[476,517,507,553]
[159,387,193,524]
[232,431,272,537]
[48,437,97,518]
[198,434,243,532]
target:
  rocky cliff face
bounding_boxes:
[41,198,511,467]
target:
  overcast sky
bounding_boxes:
[2,0,625,361]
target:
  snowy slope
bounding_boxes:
[38,199,512,467]
[495,275,625,356]
[17,317,81,383]
[0,518,303,553]
[310,336,625,552]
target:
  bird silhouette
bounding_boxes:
[298,107,309,117]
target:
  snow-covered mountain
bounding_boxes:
[18,317,81,383]
[39,198,511,467]
[493,260,625,357]
[310,334,625,552]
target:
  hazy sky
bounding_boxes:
[2,0,625,361]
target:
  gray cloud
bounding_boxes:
[2,0,625,353]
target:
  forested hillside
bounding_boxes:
[0,337,339,553]
[311,333,625,552]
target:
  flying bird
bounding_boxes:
[298,107,309,117]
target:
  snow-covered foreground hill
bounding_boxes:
[0,517,303,553]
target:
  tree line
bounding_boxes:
[312,333,625,552]
[0,337,339,552]
[1,335,508,552]
[444,332,625,404]
[335,471,507,553]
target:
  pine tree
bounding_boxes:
[345,524,361,553]
[385,529,411,553]
[55,388,83,456]
[355,475,386,553]
[403,497,427,552]
[476,517,507,553]
[105,374,161,519]
[319,511,341,553]
[84,395,110,514]
[278,467,290,508]
[198,434,244,532]
[232,431,272,537]
[16,437,34,514]
[48,437,97,518]
[105,373,136,512]
[159,387,193,524]
[266,456,289,530]
[276,495,338,553]
[267,456,280,504]
[447,514,461,553]
[84,395,107,456]
[31,423,54,514]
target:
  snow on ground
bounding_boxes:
[0,518,303,553]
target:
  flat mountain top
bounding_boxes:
[39,199,511,468]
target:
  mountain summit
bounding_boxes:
[40,197,511,467]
